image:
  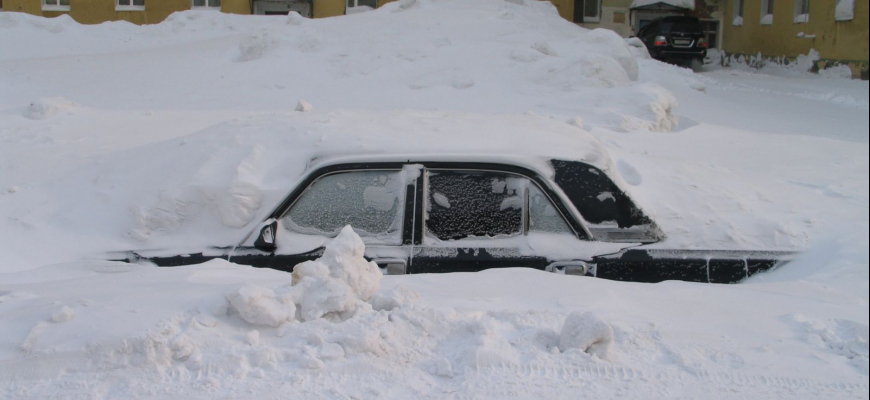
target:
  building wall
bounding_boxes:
[2,0,417,21]
[722,0,869,70]
[1,0,252,24]
[578,0,635,37]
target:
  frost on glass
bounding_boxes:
[426,171,523,241]
[529,184,573,235]
[283,171,406,244]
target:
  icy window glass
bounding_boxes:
[426,171,524,241]
[529,184,573,235]
[283,171,406,244]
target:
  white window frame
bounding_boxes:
[583,0,602,23]
[835,0,854,21]
[116,0,145,12]
[42,0,71,12]
[191,0,221,9]
[761,0,774,25]
[346,0,377,14]
[794,0,809,23]
[733,0,745,26]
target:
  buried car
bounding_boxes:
[113,112,793,283]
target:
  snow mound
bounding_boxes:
[25,97,78,120]
[227,285,296,327]
[230,227,381,325]
[371,284,421,312]
[559,312,615,360]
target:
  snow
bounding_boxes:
[631,0,695,10]
[558,311,615,360]
[1,0,869,398]
[760,13,773,25]
[836,0,855,21]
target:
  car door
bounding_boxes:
[409,167,589,274]
[230,165,419,275]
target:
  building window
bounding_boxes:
[573,0,601,23]
[835,0,854,21]
[794,0,809,23]
[43,0,71,11]
[347,0,377,14]
[761,0,774,24]
[193,0,221,8]
[733,0,745,26]
[117,0,145,11]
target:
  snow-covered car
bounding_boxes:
[114,112,792,284]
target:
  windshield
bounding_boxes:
[661,20,703,34]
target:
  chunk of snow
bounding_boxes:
[25,97,77,120]
[836,0,855,21]
[559,312,615,360]
[820,64,853,80]
[295,100,314,113]
[732,16,744,26]
[371,284,421,312]
[246,330,260,346]
[316,226,382,302]
[761,14,774,25]
[567,117,585,130]
[227,285,296,327]
[51,306,76,323]
[286,11,306,25]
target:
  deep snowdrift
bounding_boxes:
[0,0,868,398]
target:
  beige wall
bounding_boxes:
[1,0,251,24]
[722,0,869,68]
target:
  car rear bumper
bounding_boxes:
[654,49,707,60]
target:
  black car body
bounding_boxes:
[116,157,793,284]
[636,16,708,66]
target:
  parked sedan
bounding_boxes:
[116,156,792,284]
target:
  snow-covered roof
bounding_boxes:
[630,0,695,10]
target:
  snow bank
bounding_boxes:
[229,227,381,324]
[558,311,614,360]
[25,97,78,120]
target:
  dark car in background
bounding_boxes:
[636,16,708,67]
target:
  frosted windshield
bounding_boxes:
[283,171,406,244]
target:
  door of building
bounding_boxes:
[254,0,312,18]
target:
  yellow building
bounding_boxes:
[0,0,396,22]
[722,0,868,78]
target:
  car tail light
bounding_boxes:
[654,36,668,46]
[698,38,709,48]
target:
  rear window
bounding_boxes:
[660,20,703,34]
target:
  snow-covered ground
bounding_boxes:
[0,0,868,398]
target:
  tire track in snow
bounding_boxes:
[472,361,869,398]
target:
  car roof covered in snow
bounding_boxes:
[189,110,616,181]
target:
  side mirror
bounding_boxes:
[254,220,278,252]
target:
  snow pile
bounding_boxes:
[229,226,381,325]
[558,311,614,360]
[25,97,78,120]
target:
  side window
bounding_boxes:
[425,170,574,241]
[529,184,573,235]
[426,171,525,241]
[282,170,406,244]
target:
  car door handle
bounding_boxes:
[547,262,593,276]
[373,259,407,275]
